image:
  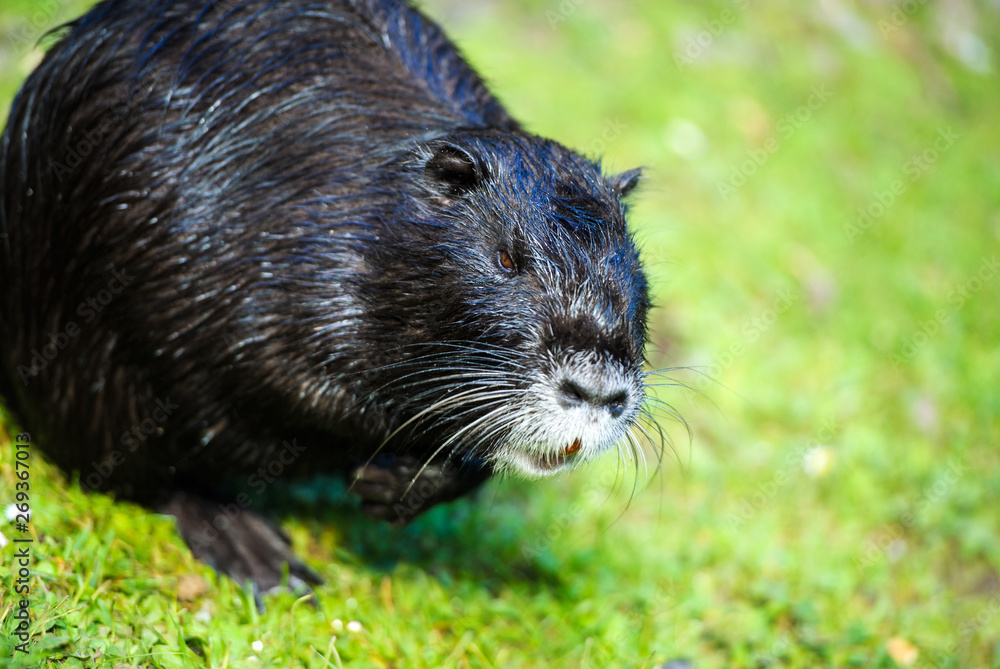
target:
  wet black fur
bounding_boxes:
[0,0,649,592]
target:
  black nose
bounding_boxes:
[558,379,629,419]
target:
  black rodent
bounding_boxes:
[0,0,651,596]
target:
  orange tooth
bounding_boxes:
[564,438,582,455]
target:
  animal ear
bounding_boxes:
[611,168,643,198]
[425,144,485,193]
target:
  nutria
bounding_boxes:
[0,0,651,597]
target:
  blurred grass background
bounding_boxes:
[1,0,999,667]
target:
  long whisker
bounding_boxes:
[400,392,516,446]
[633,411,669,471]
[364,367,522,407]
[349,386,497,490]
[402,401,516,496]
[630,429,649,489]
[633,415,663,470]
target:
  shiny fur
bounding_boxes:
[0,0,650,595]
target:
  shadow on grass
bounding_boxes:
[265,475,569,594]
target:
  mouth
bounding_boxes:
[509,438,583,477]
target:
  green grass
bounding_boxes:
[2,0,999,666]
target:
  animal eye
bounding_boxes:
[497,250,516,274]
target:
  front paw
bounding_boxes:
[349,457,455,525]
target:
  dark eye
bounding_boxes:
[497,250,516,274]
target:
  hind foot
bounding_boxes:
[161,491,322,608]
[350,455,491,525]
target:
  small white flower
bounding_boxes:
[663,118,708,160]
[347,621,363,633]
[331,619,344,633]
[4,504,22,521]
[887,539,907,563]
[802,446,834,478]
[0,529,8,548]
[194,604,212,623]
[252,640,264,652]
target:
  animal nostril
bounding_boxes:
[558,379,630,418]
[558,379,590,407]
[605,391,628,418]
